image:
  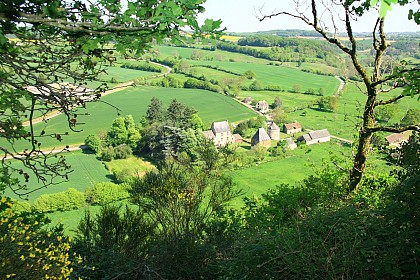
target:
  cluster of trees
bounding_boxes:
[139,98,205,160]
[217,40,341,67]
[121,61,163,73]
[85,98,206,162]
[32,182,129,213]
[85,115,140,161]
[234,116,267,138]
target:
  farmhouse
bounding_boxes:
[251,128,272,148]
[203,120,236,146]
[385,132,410,148]
[242,97,252,104]
[298,129,331,145]
[285,137,297,150]
[255,100,269,113]
[267,121,280,140]
[283,122,302,134]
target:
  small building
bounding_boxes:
[267,121,280,141]
[298,129,331,145]
[283,122,302,134]
[233,133,243,143]
[251,128,272,148]
[385,132,409,148]
[285,137,297,150]
[242,97,252,104]
[255,100,269,113]
[203,120,235,146]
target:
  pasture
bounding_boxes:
[230,140,351,204]
[4,150,111,202]
[3,86,256,151]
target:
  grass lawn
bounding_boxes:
[188,61,339,95]
[238,90,318,109]
[105,156,155,176]
[4,150,111,203]
[229,140,352,207]
[2,86,256,151]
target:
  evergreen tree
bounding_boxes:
[146,97,164,123]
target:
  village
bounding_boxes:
[202,96,410,150]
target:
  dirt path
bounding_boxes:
[3,144,87,160]
[334,76,345,96]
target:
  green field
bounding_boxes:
[4,150,111,202]
[3,86,256,151]
[230,141,351,203]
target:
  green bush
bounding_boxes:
[33,188,85,213]
[85,134,102,154]
[114,144,132,159]
[101,146,115,161]
[85,182,129,205]
[113,168,133,183]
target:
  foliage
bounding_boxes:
[146,97,164,123]
[234,116,267,137]
[220,160,419,279]
[375,104,398,122]
[249,80,264,91]
[85,182,129,206]
[272,96,282,108]
[73,204,155,279]
[101,146,116,162]
[85,134,102,154]
[121,61,163,73]
[129,158,239,240]
[317,96,338,112]
[271,107,289,125]
[139,98,205,159]
[113,144,132,160]
[0,197,76,279]
[33,188,85,213]
[0,0,222,193]
[242,70,256,79]
[400,108,420,126]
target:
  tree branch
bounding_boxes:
[367,124,420,134]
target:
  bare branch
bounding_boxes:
[368,124,420,134]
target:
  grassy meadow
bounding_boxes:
[4,150,111,202]
[2,86,256,151]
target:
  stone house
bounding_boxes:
[255,100,269,113]
[285,137,297,150]
[242,97,252,104]
[283,122,302,134]
[267,121,280,141]
[385,132,409,148]
[251,128,272,148]
[298,129,331,145]
[203,120,236,146]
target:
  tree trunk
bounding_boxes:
[349,90,376,191]
[349,130,373,191]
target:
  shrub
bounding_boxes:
[102,146,115,161]
[33,188,85,213]
[113,168,133,183]
[249,80,263,91]
[114,144,132,159]
[85,134,102,154]
[85,182,129,205]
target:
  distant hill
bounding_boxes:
[226,29,420,39]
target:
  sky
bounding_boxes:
[197,0,419,33]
